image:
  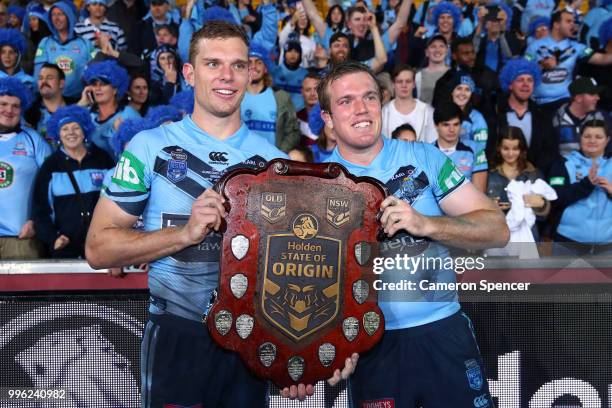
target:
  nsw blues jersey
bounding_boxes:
[103,117,287,321]
[326,139,467,329]
[434,139,488,180]
[241,88,277,146]
[0,129,52,236]
[271,64,307,112]
[525,37,594,104]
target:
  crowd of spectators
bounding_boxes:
[0,0,610,260]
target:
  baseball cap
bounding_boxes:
[427,34,447,47]
[151,0,169,5]
[569,77,605,96]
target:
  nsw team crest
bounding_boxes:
[166,150,188,183]
[326,197,350,228]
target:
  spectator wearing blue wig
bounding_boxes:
[78,60,141,159]
[307,104,337,163]
[0,29,34,92]
[473,5,521,73]
[32,105,114,258]
[169,88,194,116]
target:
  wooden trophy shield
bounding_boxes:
[207,159,387,388]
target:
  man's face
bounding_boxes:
[322,72,382,153]
[347,11,368,39]
[486,19,501,35]
[556,12,575,38]
[435,117,461,145]
[330,38,350,64]
[155,28,177,46]
[575,93,600,112]
[150,1,169,20]
[454,43,476,68]
[87,3,106,19]
[0,95,21,129]
[393,70,415,99]
[425,40,448,64]
[38,67,63,98]
[438,14,454,34]
[284,49,300,66]
[509,74,534,102]
[301,77,319,108]
[50,8,68,32]
[183,37,250,119]
[1,46,18,70]
[0,5,7,28]
[248,56,266,83]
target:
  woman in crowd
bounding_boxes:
[78,60,141,159]
[32,105,114,259]
[0,28,33,91]
[127,73,150,117]
[549,120,612,255]
[448,71,488,147]
[280,8,316,68]
[487,127,551,238]
[325,5,345,33]
[149,45,185,105]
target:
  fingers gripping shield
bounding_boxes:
[206,159,387,387]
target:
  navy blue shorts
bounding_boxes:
[140,311,268,408]
[348,311,494,408]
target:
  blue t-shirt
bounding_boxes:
[326,139,467,329]
[103,116,286,321]
[0,129,52,236]
[271,64,307,112]
[241,88,277,146]
[525,36,594,104]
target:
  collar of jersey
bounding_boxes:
[183,115,249,148]
[329,138,391,174]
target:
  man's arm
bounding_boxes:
[386,0,412,46]
[300,0,329,40]
[587,52,612,66]
[370,15,388,73]
[380,182,509,249]
[85,190,226,269]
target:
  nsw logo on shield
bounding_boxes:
[326,197,350,228]
[167,159,187,183]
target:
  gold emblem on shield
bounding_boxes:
[326,197,350,228]
[261,192,286,223]
[292,214,319,240]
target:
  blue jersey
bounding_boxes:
[326,139,467,329]
[241,88,277,146]
[103,116,286,321]
[0,128,52,236]
[90,106,141,160]
[271,64,307,112]
[461,109,488,148]
[434,139,488,180]
[525,36,594,104]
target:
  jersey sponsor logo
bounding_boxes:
[0,161,14,188]
[112,151,146,192]
[208,151,228,164]
[475,150,487,166]
[473,394,490,407]
[361,399,395,408]
[473,129,488,142]
[90,171,105,188]
[12,142,27,156]
[465,358,484,390]
[55,55,75,74]
[541,68,569,84]
[549,176,565,186]
[161,213,222,262]
[438,158,465,195]
[35,48,43,57]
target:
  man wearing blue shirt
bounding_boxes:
[86,21,354,406]
[319,61,509,407]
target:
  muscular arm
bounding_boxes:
[380,182,509,249]
[86,190,226,269]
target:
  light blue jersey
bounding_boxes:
[525,36,594,104]
[434,139,488,180]
[0,128,52,236]
[461,109,488,148]
[271,64,307,112]
[241,87,277,146]
[103,116,286,321]
[327,139,467,329]
[90,106,141,160]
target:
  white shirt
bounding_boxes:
[381,99,438,143]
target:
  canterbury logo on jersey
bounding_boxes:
[208,151,228,163]
[112,151,146,192]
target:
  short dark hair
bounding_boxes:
[391,64,416,81]
[317,61,383,113]
[347,6,367,19]
[391,123,416,139]
[188,21,249,65]
[40,63,65,80]
[155,23,179,38]
[433,102,463,125]
[580,119,609,136]
[304,71,321,82]
[551,9,573,25]
[329,31,350,48]
[451,36,473,55]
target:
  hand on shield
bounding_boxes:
[379,196,430,237]
[280,353,359,400]
[182,189,227,246]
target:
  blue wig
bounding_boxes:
[202,6,237,24]
[249,42,272,69]
[83,60,130,99]
[112,118,153,156]
[7,6,25,22]
[499,58,542,91]
[308,104,324,136]
[527,16,550,37]
[0,77,32,109]
[499,3,513,32]
[46,105,95,142]
[431,2,461,32]
[0,29,26,56]
[599,17,612,47]
[169,89,194,115]
[145,105,183,127]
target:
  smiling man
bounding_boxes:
[319,61,509,407]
